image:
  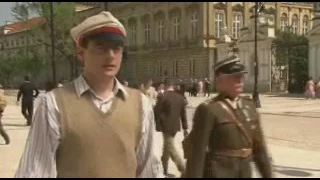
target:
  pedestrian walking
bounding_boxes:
[15,11,163,178]
[305,77,315,99]
[154,79,188,177]
[315,78,320,98]
[0,84,10,145]
[156,81,165,102]
[204,78,211,98]
[16,76,39,126]
[143,79,158,107]
[183,55,273,178]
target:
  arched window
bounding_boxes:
[302,15,309,35]
[291,14,299,34]
[280,13,288,31]
[128,18,137,46]
[172,16,180,41]
[142,15,151,44]
[215,12,224,38]
[232,13,242,39]
[190,11,198,38]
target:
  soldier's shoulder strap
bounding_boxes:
[240,95,258,109]
[216,100,253,147]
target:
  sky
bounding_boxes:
[0,2,15,26]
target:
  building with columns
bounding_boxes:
[106,2,313,86]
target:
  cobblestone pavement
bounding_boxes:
[1,92,320,178]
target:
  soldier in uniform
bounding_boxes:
[183,55,273,178]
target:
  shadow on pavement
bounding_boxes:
[262,113,320,119]
[273,165,320,177]
[265,93,306,99]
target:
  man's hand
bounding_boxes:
[183,129,189,138]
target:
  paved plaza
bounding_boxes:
[1,93,320,178]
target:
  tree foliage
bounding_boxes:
[273,30,309,93]
[11,2,79,81]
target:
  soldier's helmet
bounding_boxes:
[214,55,247,76]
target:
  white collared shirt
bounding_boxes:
[14,75,164,178]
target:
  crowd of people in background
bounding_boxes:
[122,78,214,103]
[304,77,320,99]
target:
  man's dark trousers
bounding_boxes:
[21,100,33,126]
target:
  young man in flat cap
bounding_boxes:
[183,55,273,178]
[15,11,163,178]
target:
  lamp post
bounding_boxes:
[104,2,108,11]
[252,2,265,108]
[49,2,57,85]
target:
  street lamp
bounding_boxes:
[49,2,57,85]
[252,2,265,108]
[104,2,108,11]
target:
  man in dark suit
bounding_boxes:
[154,80,188,177]
[17,76,39,126]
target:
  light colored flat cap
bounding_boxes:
[70,11,127,43]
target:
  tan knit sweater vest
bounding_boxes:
[53,83,142,178]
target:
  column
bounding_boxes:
[150,15,155,45]
[288,7,292,29]
[181,5,187,41]
[317,44,320,78]
[165,3,170,47]
[275,2,281,31]
[201,2,207,43]
[299,8,303,35]
[243,2,250,26]
[137,17,142,47]
[226,2,233,36]
[309,45,315,78]
[208,2,215,38]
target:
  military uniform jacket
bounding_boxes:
[183,94,273,178]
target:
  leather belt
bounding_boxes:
[211,148,252,158]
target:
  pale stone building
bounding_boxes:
[107,2,313,89]
[307,2,320,81]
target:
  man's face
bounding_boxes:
[77,39,123,78]
[216,73,244,98]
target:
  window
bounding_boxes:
[190,12,198,38]
[280,13,288,31]
[157,20,165,43]
[173,59,179,77]
[215,12,224,38]
[232,13,242,39]
[291,14,299,34]
[268,15,274,25]
[11,40,14,47]
[128,21,137,45]
[21,37,25,46]
[173,17,180,41]
[190,58,195,76]
[302,15,309,35]
[157,61,162,77]
[144,22,151,44]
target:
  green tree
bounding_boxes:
[273,30,309,93]
[0,55,20,87]
[11,2,79,81]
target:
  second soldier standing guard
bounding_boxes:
[183,55,273,178]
